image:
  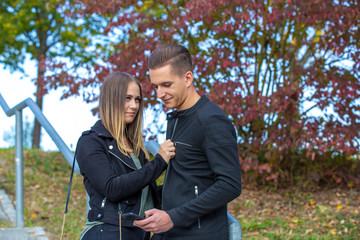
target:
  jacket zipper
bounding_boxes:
[170,118,178,140]
[162,118,179,208]
[106,150,123,226]
[109,151,136,170]
[174,141,192,147]
[195,185,201,228]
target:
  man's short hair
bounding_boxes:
[148,44,193,77]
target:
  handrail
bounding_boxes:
[0,93,79,228]
[0,94,80,173]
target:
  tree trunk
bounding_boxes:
[32,90,43,149]
[32,56,46,149]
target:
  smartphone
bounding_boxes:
[122,212,144,221]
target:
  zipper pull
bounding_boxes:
[195,186,201,228]
[101,197,107,208]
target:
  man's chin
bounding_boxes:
[163,101,173,108]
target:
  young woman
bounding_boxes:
[76,72,175,240]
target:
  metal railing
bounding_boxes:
[0,93,79,228]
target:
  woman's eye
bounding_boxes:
[135,98,141,103]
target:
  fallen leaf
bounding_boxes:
[317,205,328,212]
[291,217,299,223]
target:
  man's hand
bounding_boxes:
[133,209,174,233]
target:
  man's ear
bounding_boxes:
[184,71,194,87]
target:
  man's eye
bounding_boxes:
[164,84,171,87]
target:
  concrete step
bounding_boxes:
[0,227,48,240]
[0,189,49,240]
[0,228,27,240]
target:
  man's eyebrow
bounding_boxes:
[152,81,173,86]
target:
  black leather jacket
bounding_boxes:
[163,95,242,240]
[76,120,167,227]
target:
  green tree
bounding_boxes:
[0,0,111,148]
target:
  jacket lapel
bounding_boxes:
[107,139,137,170]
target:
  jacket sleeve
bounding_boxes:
[76,134,168,202]
[166,113,242,227]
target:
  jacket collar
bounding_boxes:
[91,120,139,169]
[90,120,113,138]
[167,95,208,120]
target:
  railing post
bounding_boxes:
[15,109,24,228]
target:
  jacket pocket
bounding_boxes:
[175,141,192,147]
[88,200,105,221]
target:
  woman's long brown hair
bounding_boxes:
[99,72,148,159]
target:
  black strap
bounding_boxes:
[60,150,77,239]
[64,151,77,214]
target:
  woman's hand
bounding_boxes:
[158,139,176,163]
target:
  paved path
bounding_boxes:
[0,189,49,240]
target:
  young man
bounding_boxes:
[134,44,242,239]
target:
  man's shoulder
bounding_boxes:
[196,98,229,124]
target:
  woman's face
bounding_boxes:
[124,81,141,124]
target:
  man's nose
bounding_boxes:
[157,87,165,98]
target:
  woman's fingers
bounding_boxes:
[158,140,176,163]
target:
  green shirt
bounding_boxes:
[130,153,154,217]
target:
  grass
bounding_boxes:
[229,187,360,239]
[0,148,359,239]
[0,220,12,228]
[0,148,86,239]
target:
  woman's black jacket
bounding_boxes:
[75,120,168,227]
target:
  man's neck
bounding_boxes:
[178,91,201,111]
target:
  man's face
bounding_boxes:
[150,64,188,110]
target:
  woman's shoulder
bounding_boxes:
[76,129,106,151]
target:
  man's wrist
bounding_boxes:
[165,211,174,225]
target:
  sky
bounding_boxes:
[0,60,99,151]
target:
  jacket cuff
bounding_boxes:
[154,153,168,168]
[166,209,181,227]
